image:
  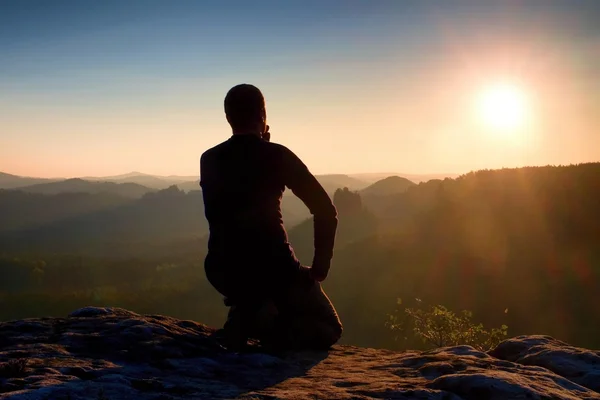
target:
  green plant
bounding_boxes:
[386,298,508,351]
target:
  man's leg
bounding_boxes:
[271,276,343,351]
[206,257,278,350]
[224,298,278,340]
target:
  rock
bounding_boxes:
[0,307,597,399]
[489,335,600,392]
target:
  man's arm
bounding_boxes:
[199,154,209,218]
[282,147,338,281]
[200,152,216,221]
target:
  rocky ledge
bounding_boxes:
[1,308,599,399]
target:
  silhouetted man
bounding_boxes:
[200,84,342,351]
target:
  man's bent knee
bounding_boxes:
[313,317,343,349]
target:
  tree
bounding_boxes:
[386,298,508,351]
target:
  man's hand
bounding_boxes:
[299,264,328,283]
[309,267,328,282]
[261,125,270,142]
[309,261,330,282]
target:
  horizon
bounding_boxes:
[2,1,599,178]
[1,168,461,181]
[6,161,600,184]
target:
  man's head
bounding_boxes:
[224,84,267,135]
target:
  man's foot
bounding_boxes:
[220,306,251,352]
[219,300,279,352]
[213,328,247,352]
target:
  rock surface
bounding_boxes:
[0,307,599,399]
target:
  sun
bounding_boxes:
[476,83,529,132]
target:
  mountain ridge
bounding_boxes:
[15,178,156,198]
[0,172,60,189]
[360,175,417,196]
[0,171,455,191]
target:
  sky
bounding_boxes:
[1,0,599,178]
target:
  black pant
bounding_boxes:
[204,252,300,304]
[225,271,343,350]
[205,254,343,350]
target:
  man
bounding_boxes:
[200,84,342,351]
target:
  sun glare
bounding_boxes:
[477,83,529,132]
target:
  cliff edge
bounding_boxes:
[1,307,599,399]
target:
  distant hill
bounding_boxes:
[0,187,208,253]
[0,172,60,189]
[178,174,367,195]
[356,176,416,217]
[3,170,458,191]
[82,173,184,189]
[176,180,201,192]
[279,175,369,226]
[315,174,369,194]
[163,175,199,182]
[360,176,416,196]
[349,172,459,184]
[80,172,199,189]
[287,187,379,264]
[281,195,310,227]
[0,190,132,233]
[92,172,197,182]
[18,178,155,198]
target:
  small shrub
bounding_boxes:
[386,298,508,351]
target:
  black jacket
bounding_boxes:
[200,134,337,294]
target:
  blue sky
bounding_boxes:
[1,0,599,177]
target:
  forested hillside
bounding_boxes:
[0,172,371,230]
[17,178,155,198]
[0,186,305,253]
[0,190,132,232]
[0,172,59,189]
[0,187,206,254]
[1,163,600,351]
[319,163,600,349]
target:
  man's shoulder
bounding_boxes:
[200,138,296,161]
[201,140,229,160]
[265,141,296,158]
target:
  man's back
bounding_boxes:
[201,134,290,257]
[200,133,338,295]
